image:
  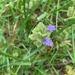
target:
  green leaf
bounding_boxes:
[29,22,50,47]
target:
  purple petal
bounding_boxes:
[46,24,56,32]
[43,37,53,46]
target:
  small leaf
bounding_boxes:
[29,22,50,47]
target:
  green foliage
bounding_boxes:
[0,1,5,15]
[67,0,75,17]
[0,0,75,75]
[29,22,50,47]
[25,0,47,9]
[37,12,48,21]
[65,65,75,75]
[67,6,75,17]
[72,0,75,5]
[0,55,5,65]
[25,0,37,9]
[0,30,6,45]
[67,0,75,65]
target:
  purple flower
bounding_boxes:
[46,24,56,32]
[43,37,53,46]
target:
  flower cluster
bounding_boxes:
[43,24,56,47]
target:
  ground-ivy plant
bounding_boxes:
[29,22,50,47]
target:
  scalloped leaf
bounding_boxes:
[29,22,50,47]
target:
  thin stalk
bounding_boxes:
[52,18,75,39]
[71,24,75,64]
[49,0,72,14]
[7,58,10,75]
[15,45,44,74]
[51,63,59,75]
[18,0,42,33]
[46,0,52,13]
[56,0,60,30]
[23,0,26,19]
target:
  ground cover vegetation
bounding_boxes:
[0,0,75,75]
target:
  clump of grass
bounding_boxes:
[0,0,75,75]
